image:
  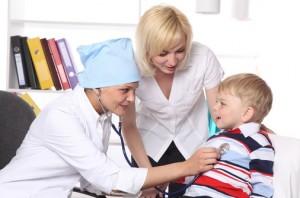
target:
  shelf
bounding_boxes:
[6,0,140,93]
[6,88,69,94]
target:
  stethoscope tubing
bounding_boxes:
[111,123,199,196]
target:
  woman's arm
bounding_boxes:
[122,102,168,198]
[110,145,219,195]
[143,147,219,189]
[205,86,218,122]
[122,102,152,168]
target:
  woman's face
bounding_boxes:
[150,36,186,74]
[213,91,245,130]
[99,82,139,116]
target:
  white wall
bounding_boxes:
[0,0,8,91]
[1,0,300,152]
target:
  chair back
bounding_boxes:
[0,90,36,169]
[269,134,300,198]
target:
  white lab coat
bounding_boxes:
[0,85,146,198]
[136,42,224,161]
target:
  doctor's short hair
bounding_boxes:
[218,73,273,123]
[135,5,193,77]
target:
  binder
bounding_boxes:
[56,38,79,89]
[47,38,71,90]
[40,38,62,90]
[27,37,54,90]
[20,93,41,116]
[20,36,40,89]
[10,35,30,88]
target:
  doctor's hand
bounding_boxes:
[140,183,167,198]
[186,147,220,175]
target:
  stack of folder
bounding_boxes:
[10,35,79,91]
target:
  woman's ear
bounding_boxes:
[241,107,254,122]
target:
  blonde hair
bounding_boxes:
[135,5,193,76]
[218,73,273,123]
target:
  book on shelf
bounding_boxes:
[20,93,41,116]
[40,38,62,90]
[56,38,79,89]
[20,36,40,89]
[26,37,54,90]
[47,38,71,90]
[10,35,30,88]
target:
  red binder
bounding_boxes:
[41,38,62,90]
[47,38,71,90]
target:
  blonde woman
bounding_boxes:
[122,5,224,197]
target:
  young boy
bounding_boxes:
[184,73,275,198]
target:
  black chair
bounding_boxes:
[0,90,105,198]
[0,90,36,169]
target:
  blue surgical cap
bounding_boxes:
[77,38,140,88]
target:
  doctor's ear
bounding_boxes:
[92,88,101,97]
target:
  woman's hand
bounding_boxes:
[261,124,275,134]
[142,147,219,190]
[140,183,167,198]
[140,187,159,198]
[185,147,220,176]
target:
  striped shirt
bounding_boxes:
[184,122,274,198]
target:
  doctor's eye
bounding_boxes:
[121,88,130,93]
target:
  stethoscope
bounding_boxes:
[111,119,198,196]
[98,95,230,196]
[111,120,230,196]
[97,94,133,166]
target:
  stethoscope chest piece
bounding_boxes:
[218,143,230,155]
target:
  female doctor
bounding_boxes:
[0,38,219,198]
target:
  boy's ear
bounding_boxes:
[241,106,254,122]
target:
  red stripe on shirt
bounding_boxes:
[194,175,249,198]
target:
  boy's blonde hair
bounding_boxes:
[135,5,193,76]
[218,73,273,123]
